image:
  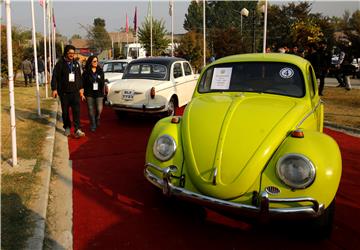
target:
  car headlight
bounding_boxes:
[153,135,176,161]
[276,154,316,189]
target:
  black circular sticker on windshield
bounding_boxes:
[279,68,294,78]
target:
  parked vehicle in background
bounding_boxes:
[351,58,360,78]
[99,60,107,68]
[124,43,147,59]
[144,53,342,238]
[107,57,199,117]
[103,59,132,93]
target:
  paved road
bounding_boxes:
[325,77,360,89]
[66,104,360,250]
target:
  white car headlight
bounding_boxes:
[153,135,176,161]
[276,154,316,189]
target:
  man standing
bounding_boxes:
[37,56,45,86]
[51,45,86,138]
[21,58,33,87]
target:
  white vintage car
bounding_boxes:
[103,59,132,93]
[107,57,199,117]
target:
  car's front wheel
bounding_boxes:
[167,97,177,116]
[115,110,127,119]
[312,199,335,238]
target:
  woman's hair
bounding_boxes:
[84,55,99,71]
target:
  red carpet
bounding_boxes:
[71,103,360,250]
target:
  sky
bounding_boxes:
[1,0,360,40]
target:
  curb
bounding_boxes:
[324,121,360,137]
[25,100,58,250]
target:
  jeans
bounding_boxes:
[24,73,32,86]
[59,92,81,131]
[38,72,45,85]
[86,96,104,129]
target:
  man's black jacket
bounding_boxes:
[51,57,83,95]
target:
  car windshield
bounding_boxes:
[123,63,167,80]
[103,62,128,73]
[198,62,305,97]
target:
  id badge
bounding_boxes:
[93,82,98,90]
[69,73,75,82]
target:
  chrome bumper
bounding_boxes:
[144,162,324,220]
[108,101,165,112]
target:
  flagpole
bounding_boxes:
[52,9,56,67]
[126,13,129,45]
[262,0,268,53]
[150,0,153,57]
[42,0,48,98]
[5,0,18,166]
[171,0,174,57]
[203,0,206,67]
[31,0,41,116]
[47,1,52,82]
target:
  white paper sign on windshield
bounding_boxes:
[210,67,232,90]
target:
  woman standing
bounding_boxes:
[82,56,105,132]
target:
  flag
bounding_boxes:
[169,0,173,16]
[52,8,56,28]
[133,7,137,33]
[126,13,129,33]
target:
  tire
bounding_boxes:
[167,97,177,117]
[115,110,127,119]
[312,199,336,238]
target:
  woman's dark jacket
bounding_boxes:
[82,68,105,98]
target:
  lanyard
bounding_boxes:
[67,62,73,72]
[91,71,98,80]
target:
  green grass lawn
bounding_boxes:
[1,81,56,250]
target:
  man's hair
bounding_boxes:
[63,44,76,57]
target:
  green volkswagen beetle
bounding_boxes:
[144,53,342,236]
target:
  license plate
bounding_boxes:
[122,90,134,100]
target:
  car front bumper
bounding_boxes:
[144,162,325,220]
[108,101,166,113]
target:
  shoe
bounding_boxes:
[64,128,71,136]
[336,84,345,88]
[90,127,96,132]
[96,119,100,127]
[74,129,85,138]
[345,87,351,91]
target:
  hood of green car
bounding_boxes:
[182,93,308,199]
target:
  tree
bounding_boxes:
[1,26,27,84]
[267,2,313,48]
[176,31,206,72]
[210,27,249,58]
[71,34,82,40]
[343,10,360,57]
[138,17,170,56]
[183,1,203,32]
[290,19,324,47]
[87,18,111,51]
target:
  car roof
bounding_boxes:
[104,59,132,63]
[129,56,186,67]
[212,53,310,71]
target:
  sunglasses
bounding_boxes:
[92,60,98,63]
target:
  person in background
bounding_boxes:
[51,44,86,138]
[307,42,331,96]
[37,56,45,86]
[278,47,286,53]
[333,47,346,88]
[82,55,105,132]
[21,58,33,87]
